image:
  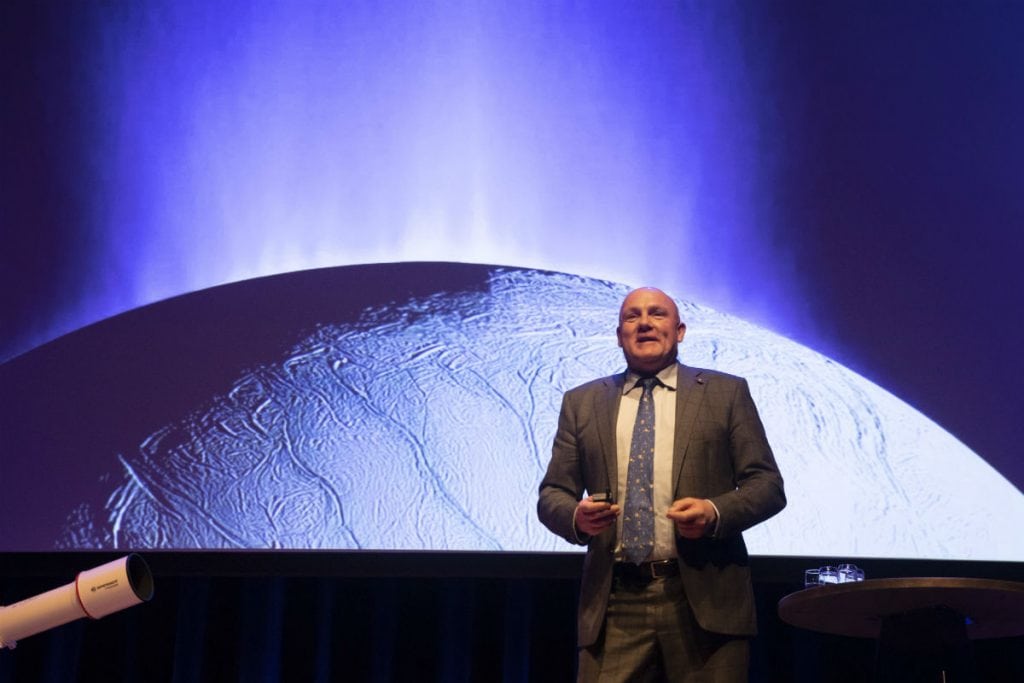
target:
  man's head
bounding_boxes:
[616,287,686,375]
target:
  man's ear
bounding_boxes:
[676,323,686,343]
[616,325,624,348]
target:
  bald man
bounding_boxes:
[538,287,786,682]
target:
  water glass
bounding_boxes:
[838,563,865,583]
[803,562,865,588]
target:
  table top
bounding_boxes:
[777,577,1024,639]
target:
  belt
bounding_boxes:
[613,559,680,582]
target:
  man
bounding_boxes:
[538,287,785,682]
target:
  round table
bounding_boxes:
[778,577,1024,639]
[778,577,1024,682]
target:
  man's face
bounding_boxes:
[616,288,686,375]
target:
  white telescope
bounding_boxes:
[0,554,153,650]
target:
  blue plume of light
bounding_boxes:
[10,1,806,360]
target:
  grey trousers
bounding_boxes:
[577,574,749,683]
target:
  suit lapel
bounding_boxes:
[594,374,624,500]
[672,363,705,491]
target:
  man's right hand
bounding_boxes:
[574,496,621,536]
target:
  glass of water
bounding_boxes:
[818,565,840,584]
[838,563,865,583]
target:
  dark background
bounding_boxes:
[2,553,1023,682]
[758,2,1024,495]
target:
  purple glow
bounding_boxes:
[6,1,801,361]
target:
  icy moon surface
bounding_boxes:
[61,267,1024,560]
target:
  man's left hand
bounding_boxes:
[666,498,717,539]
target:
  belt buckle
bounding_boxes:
[649,560,675,578]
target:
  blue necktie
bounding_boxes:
[623,377,655,564]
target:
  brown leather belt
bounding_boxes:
[613,559,679,582]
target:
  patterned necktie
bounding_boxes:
[623,377,656,564]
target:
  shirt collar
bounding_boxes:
[622,363,678,395]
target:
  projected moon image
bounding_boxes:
[31,264,1023,560]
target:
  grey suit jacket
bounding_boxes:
[537,363,786,648]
